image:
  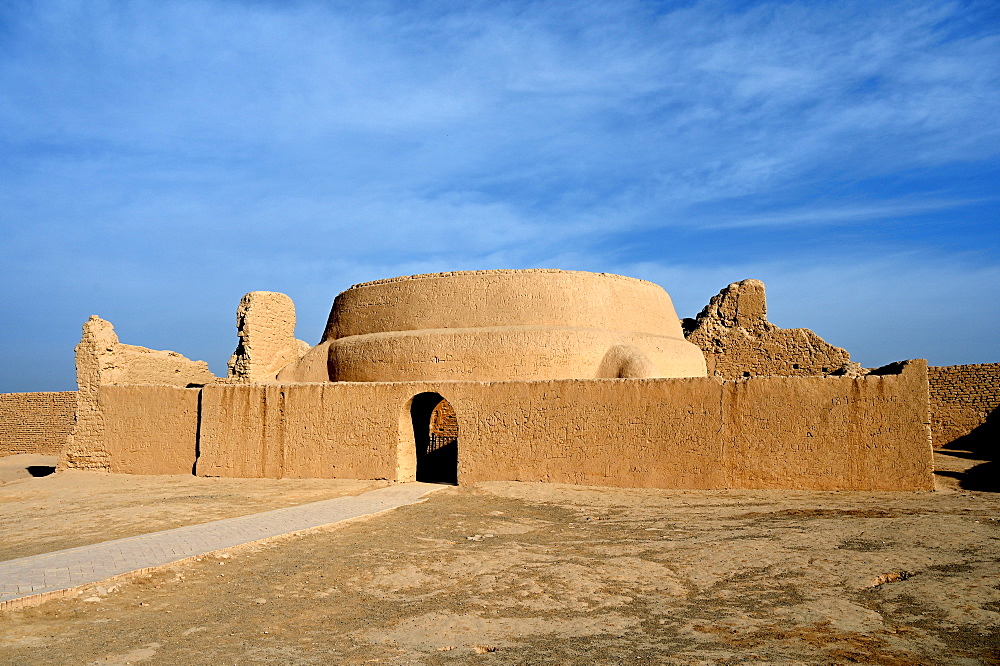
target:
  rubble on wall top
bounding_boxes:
[348,269,660,290]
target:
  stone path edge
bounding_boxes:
[0,482,445,612]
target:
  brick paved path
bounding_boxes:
[0,482,443,609]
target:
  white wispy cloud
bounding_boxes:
[700,197,992,229]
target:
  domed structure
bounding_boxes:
[281,269,708,382]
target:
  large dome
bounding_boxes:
[283,269,708,382]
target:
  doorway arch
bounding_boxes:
[410,392,458,484]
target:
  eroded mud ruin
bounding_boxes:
[3,269,998,490]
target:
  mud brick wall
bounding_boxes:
[98,385,201,474]
[690,326,851,379]
[928,363,1000,447]
[456,362,931,491]
[62,315,216,471]
[0,392,76,456]
[197,382,407,480]
[193,360,932,490]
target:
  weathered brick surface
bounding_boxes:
[684,279,853,379]
[430,399,459,440]
[0,392,76,456]
[227,291,310,383]
[928,363,1000,447]
[62,315,215,471]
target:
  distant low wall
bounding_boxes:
[0,392,76,456]
[194,360,932,490]
[928,363,1000,447]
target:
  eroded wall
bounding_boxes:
[928,363,1000,447]
[227,291,310,383]
[62,315,216,470]
[195,361,932,490]
[0,392,76,456]
[684,279,854,379]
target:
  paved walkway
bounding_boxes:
[0,482,443,610]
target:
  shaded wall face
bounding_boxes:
[929,363,1000,448]
[194,365,932,491]
[0,392,76,456]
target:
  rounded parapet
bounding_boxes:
[323,269,685,340]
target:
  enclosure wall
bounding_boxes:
[928,363,1000,447]
[195,363,932,490]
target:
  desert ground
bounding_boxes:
[0,449,997,665]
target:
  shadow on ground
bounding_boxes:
[935,406,998,492]
[0,454,59,485]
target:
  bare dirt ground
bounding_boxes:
[0,456,384,561]
[0,452,998,665]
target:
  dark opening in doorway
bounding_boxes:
[411,392,458,484]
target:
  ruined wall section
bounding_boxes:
[70,316,215,388]
[684,279,853,379]
[61,316,215,471]
[227,291,310,383]
[928,363,1000,447]
[0,392,76,456]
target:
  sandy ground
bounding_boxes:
[0,452,997,665]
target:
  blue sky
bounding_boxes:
[1,0,998,392]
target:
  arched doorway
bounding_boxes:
[410,392,458,484]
